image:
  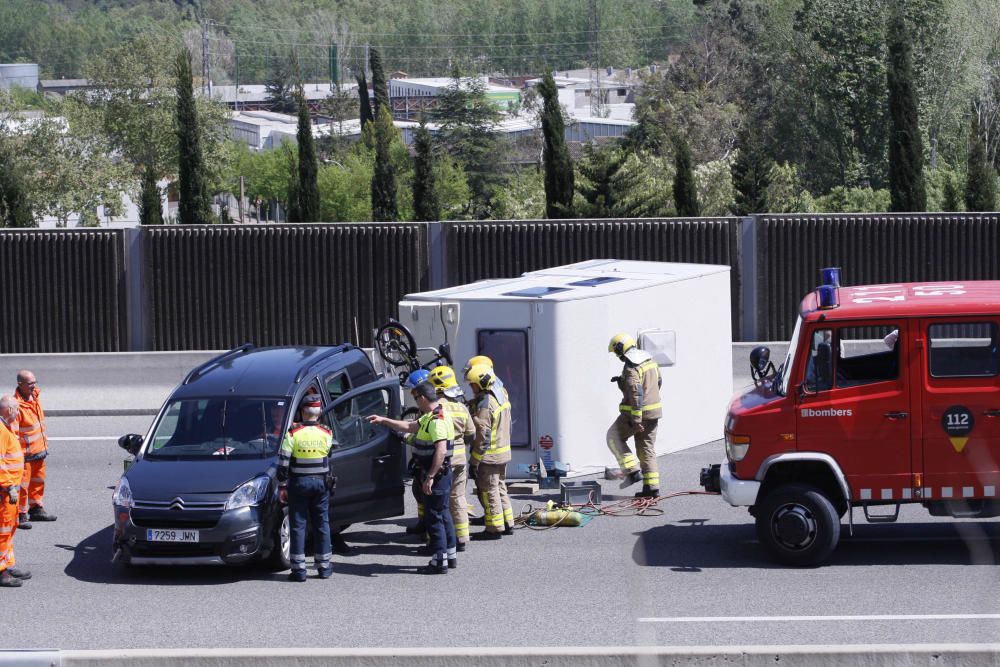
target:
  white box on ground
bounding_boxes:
[398,259,733,477]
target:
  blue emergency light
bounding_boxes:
[816,266,841,309]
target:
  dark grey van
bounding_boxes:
[112,344,405,569]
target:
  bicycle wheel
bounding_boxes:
[375,320,418,368]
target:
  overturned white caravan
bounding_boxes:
[396,259,733,477]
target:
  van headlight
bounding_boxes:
[225,476,270,510]
[112,477,134,508]
[725,432,751,462]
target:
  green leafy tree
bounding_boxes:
[611,151,675,218]
[433,71,507,219]
[537,73,574,219]
[966,109,997,211]
[371,105,398,222]
[296,96,321,222]
[673,135,700,217]
[175,48,213,225]
[492,168,546,220]
[576,142,626,218]
[412,120,439,222]
[886,9,926,212]
[0,143,34,227]
[731,123,772,215]
[139,166,163,225]
[370,47,389,114]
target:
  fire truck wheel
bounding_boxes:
[755,483,840,566]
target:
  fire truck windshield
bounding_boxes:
[777,316,803,396]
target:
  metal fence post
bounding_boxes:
[427,221,445,290]
[739,215,758,342]
[124,228,148,351]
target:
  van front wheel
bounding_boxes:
[755,483,840,566]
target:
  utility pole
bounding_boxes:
[201,17,209,96]
[589,0,603,118]
[364,43,370,78]
[234,49,240,111]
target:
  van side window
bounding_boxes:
[929,322,999,378]
[330,388,391,450]
[324,373,350,403]
[805,329,834,391]
[835,325,899,388]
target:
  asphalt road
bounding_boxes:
[5,414,1000,651]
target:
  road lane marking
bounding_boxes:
[639,614,1000,623]
[49,436,119,441]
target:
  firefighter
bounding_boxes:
[14,370,55,528]
[0,394,29,587]
[428,365,476,551]
[462,355,505,392]
[401,369,431,539]
[465,363,513,540]
[368,382,457,574]
[278,395,335,582]
[607,333,663,498]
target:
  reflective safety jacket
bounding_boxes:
[470,386,511,465]
[0,418,23,490]
[441,399,475,467]
[15,387,47,461]
[278,421,333,487]
[617,351,662,424]
[410,405,455,469]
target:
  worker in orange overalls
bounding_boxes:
[0,394,31,586]
[14,370,56,528]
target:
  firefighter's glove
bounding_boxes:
[6,486,17,505]
[610,376,621,383]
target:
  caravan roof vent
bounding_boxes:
[568,276,624,287]
[503,286,571,298]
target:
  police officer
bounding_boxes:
[401,369,431,538]
[465,363,513,540]
[428,366,476,551]
[368,381,457,574]
[607,333,663,498]
[277,395,335,582]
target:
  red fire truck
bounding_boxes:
[701,269,1000,565]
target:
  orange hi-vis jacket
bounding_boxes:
[0,417,23,490]
[15,387,48,461]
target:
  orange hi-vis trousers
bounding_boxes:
[18,457,46,514]
[0,498,17,571]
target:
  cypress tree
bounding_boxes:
[296,95,320,222]
[577,142,626,218]
[538,72,574,219]
[174,48,212,225]
[886,10,926,212]
[412,119,439,222]
[731,123,772,216]
[0,145,34,227]
[370,48,389,115]
[673,134,700,217]
[942,173,961,212]
[139,166,163,225]
[285,147,301,223]
[966,110,996,211]
[371,105,398,222]
[356,72,373,128]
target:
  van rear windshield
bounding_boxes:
[145,398,287,459]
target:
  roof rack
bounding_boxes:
[293,344,354,383]
[183,343,256,385]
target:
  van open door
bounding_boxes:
[323,377,406,526]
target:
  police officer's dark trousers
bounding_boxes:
[289,475,331,576]
[422,466,456,567]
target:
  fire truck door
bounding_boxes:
[796,323,912,502]
[918,318,1000,503]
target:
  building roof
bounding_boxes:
[801,282,1000,320]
